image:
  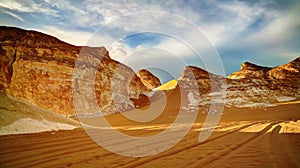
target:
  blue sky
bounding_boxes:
[0,0,299,83]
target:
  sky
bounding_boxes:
[0,0,299,83]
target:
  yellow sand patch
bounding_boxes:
[154,79,178,91]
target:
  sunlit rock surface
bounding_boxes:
[0,26,150,116]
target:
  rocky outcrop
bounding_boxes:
[178,66,226,112]
[179,59,300,109]
[225,58,300,107]
[227,58,300,84]
[0,26,150,116]
[179,66,225,94]
[137,69,161,90]
[228,62,271,79]
[267,57,300,84]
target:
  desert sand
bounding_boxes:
[1,26,300,167]
[0,99,300,168]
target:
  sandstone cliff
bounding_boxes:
[0,26,150,116]
[137,69,161,90]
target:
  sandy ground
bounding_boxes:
[0,118,77,135]
[0,94,79,131]
[0,101,300,168]
[1,88,300,167]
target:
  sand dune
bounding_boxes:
[0,102,299,168]
[0,94,79,135]
[0,118,77,135]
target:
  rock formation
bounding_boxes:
[0,26,150,116]
[267,57,300,86]
[1,26,299,116]
[179,66,225,93]
[226,58,300,107]
[137,69,161,90]
[177,66,226,111]
[179,59,300,109]
[227,62,271,79]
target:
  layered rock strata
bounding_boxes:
[0,26,150,116]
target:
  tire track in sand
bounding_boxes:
[57,122,259,168]
[122,121,280,168]
[187,121,283,168]
[0,122,258,168]
[115,122,262,168]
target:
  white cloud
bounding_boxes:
[245,4,300,46]
[40,26,115,47]
[3,11,24,22]
[108,27,211,60]
[0,1,34,12]
[107,26,221,78]
[43,0,100,28]
[106,16,226,76]
[0,0,281,49]
[198,1,280,46]
[217,3,300,64]
[40,26,91,46]
[0,0,57,15]
[155,35,197,58]
[123,47,187,78]
[82,0,143,24]
[109,43,129,61]
[1,0,298,76]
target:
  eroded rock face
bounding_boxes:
[179,59,300,109]
[225,59,300,107]
[137,69,161,90]
[0,26,150,116]
[179,66,225,94]
[228,62,271,79]
[268,57,300,82]
[178,66,226,111]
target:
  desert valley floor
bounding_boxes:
[1,26,300,168]
[1,101,300,168]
